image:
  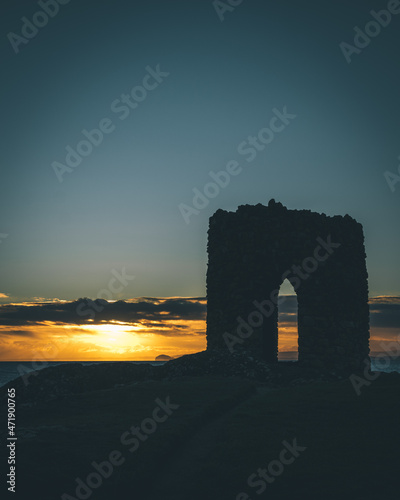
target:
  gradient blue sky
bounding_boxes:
[1,0,399,302]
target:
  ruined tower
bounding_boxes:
[206,201,370,372]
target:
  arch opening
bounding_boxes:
[277,279,298,361]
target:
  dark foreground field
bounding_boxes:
[1,363,400,500]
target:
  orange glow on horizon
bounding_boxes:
[0,319,207,362]
[0,320,394,361]
[0,295,396,362]
[0,318,299,362]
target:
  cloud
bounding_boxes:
[0,297,207,328]
[369,296,400,328]
[277,295,298,314]
[276,295,400,331]
[0,294,65,305]
[0,329,36,337]
[0,295,398,335]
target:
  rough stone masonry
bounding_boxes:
[206,200,370,372]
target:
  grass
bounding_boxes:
[4,372,400,499]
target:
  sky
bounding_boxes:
[0,0,399,360]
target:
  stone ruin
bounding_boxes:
[206,200,370,372]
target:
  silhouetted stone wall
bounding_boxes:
[206,200,370,372]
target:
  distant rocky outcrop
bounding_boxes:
[155,354,173,361]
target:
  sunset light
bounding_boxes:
[1,2,399,498]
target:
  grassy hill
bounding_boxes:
[1,364,399,499]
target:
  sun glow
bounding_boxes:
[59,322,153,356]
[0,318,207,362]
[1,295,397,363]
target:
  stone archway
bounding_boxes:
[206,200,370,372]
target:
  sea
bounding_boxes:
[0,357,399,387]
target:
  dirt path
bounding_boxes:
[146,386,271,500]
